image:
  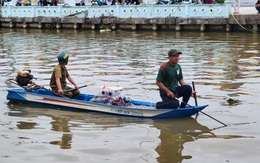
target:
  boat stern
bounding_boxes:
[7,89,28,102]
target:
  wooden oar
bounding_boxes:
[175,97,227,126]
[63,83,95,93]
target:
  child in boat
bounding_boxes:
[155,49,196,109]
[50,51,80,98]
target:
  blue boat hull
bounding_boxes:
[6,88,208,118]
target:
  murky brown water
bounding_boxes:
[0,28,259,163]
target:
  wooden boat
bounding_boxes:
[6,88,208,118]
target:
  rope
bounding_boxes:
[231,13,257,32]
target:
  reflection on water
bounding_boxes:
[7,104,211,161]
[154,118,211,162]
[0,28,259,162]
[4,102,254,162]
[49,133,73,149]
[50,116,72,149]
[17,121,37,129]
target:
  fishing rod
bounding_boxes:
[175,97,227,127]
[63,83,95,93]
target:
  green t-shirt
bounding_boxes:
[156,62,183,94]
[50,64,70,89]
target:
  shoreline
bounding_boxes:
[0,5,259,32]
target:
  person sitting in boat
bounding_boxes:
[50,51,80,98]
[155,49,196,109]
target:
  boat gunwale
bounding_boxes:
[7,88,208,111]
[7,88,208,119]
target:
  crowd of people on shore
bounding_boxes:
[91,0,220,5]
[17,0,59,6]
[7,0,221,6]
[1,0,59,6]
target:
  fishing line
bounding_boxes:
[175,97,227,126]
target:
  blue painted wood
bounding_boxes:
[6,88,208,118]
[1,3,232,18]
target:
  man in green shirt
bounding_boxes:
[156,49,195,109]
[50,51,80,98]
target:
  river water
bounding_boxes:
[0,28,259,163]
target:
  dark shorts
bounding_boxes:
[156,85,192,109]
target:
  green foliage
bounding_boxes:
[215,0,225,3]
[252,28,258,35]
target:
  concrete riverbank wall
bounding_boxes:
[1,16,259,32]
[0,4,259,32]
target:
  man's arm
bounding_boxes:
[68,76,79,89]
[56,77,63,94]
[179,79,186,86]
[156,80,175,98]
